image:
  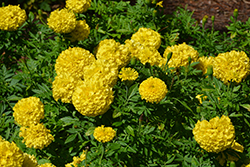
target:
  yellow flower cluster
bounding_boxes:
[72,81,114,117]
[55,47,96,79]
[93,125,116,143]
[95,39,131,69]
[13,96,44,127]
[23,153,38,167]
[65,150,86,167]
[38,163,56,167]
[131,27,161,49]
[213,50,250,84]
[19,123,54,149]
[193,115,244,153]
[118,67,139,81]
[66,0,91,13]
[68,20,90,42]
[195,94,208,104]
[0,5,27,31]
[195,56,214,75]
[139,77,168,104]
[0,138,24,167]
[83,59,118,87]
[52,73,81,103]
[47,8,76,34]
[161,42,199,69]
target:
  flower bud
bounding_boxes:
[233,9,238,19]
[207,65,213,75]
[202,15,208,27]
[211,16,215,23]
[152,10,157,17]
[130,56,137,65]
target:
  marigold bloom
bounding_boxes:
[196,94,208,104]
[93,125,116,143]
[139,77,168,104]
[161,42,199,69]
[55,47,95,79]
[213,50,250,84]
[0,139,24,167]
[195,56,214,75]
[19,123,54,149]
[72,81,114,117]
[0,5,27,31]
[95,39,131,69]
[83,59,118,87]
[13,97,44,127]
[38,163,56,167]
[193,115,244,153]
[23,153,38,167]
[131,27,161,49]
[66,0,91,13]
[65,150,86,167]
[52,73,81,103]
[118,67,138,81]
[68,20,90,42]
[47,8,76,33]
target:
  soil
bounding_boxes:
[162,0,250,31]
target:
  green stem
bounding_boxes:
[99,143,104,165]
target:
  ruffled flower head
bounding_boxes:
[95,39,131,69]
[38,163,56,167]
[193,115,244,153]
[66,0,91,13]
[131,27,161,49]
[23,153,38,167]
[72,81,114,117]
[213,50,250,84]
[68,20,90,42]
[19,123,54,149]
[65,150,86,167]
[93,125,116,143]
[139,77,168,104]
[47,8,76,33]
[0,139,24,167]
[195,56,215,75]
[0,5,27,31]
[83,59,118,87]
[161,42,199,69]
[118,67,139,81]
[52,73,81,103]
[55,47,95,79]
[13,97,44,127]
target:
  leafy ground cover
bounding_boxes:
[1,0,250,166]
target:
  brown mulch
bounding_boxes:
[162,0,250,31]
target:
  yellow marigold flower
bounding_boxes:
[195,94,208,104]
[47,8,76,34]
[38,163,56,167]
[83,59,118,87]
[195,56,214,75]
[0,5,27,31]
[23,153,38,167]
[52,73,81,103]
[55,47,95,79]
[161,42,199,69]
[193,115,244,153]
[131,27,161,49]
[118,67,139,81]
[95,39,131,69]
[19,123,54,149]
[13,97,44,127]
[213,50,250,84]
[65,150,86,167]
[139,77,168,104]
[0,140,24,167]
[68,20,90,42]
[93,125,116,143]
[66,0,91,13]
[156,1,163,8]
[72,81,114,117]
[246,164,250,167]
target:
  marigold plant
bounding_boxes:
[0,5,27,31]
[47,8,76,34]
[66,0,91,13]
[19,123,54,149]
[13,96,44,127]
[118,67,139,81]
[193,115,244,153]
[93,125,116,143]
[213,50,250,84]
[139,77,168,104]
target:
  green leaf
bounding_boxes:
[233,85,241,92]
[85,127,95,136]
[126,125,135,137]
[108,143,120,150]
[65,134,77,144]
[7,95,22,101]
[240,104,250,111]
